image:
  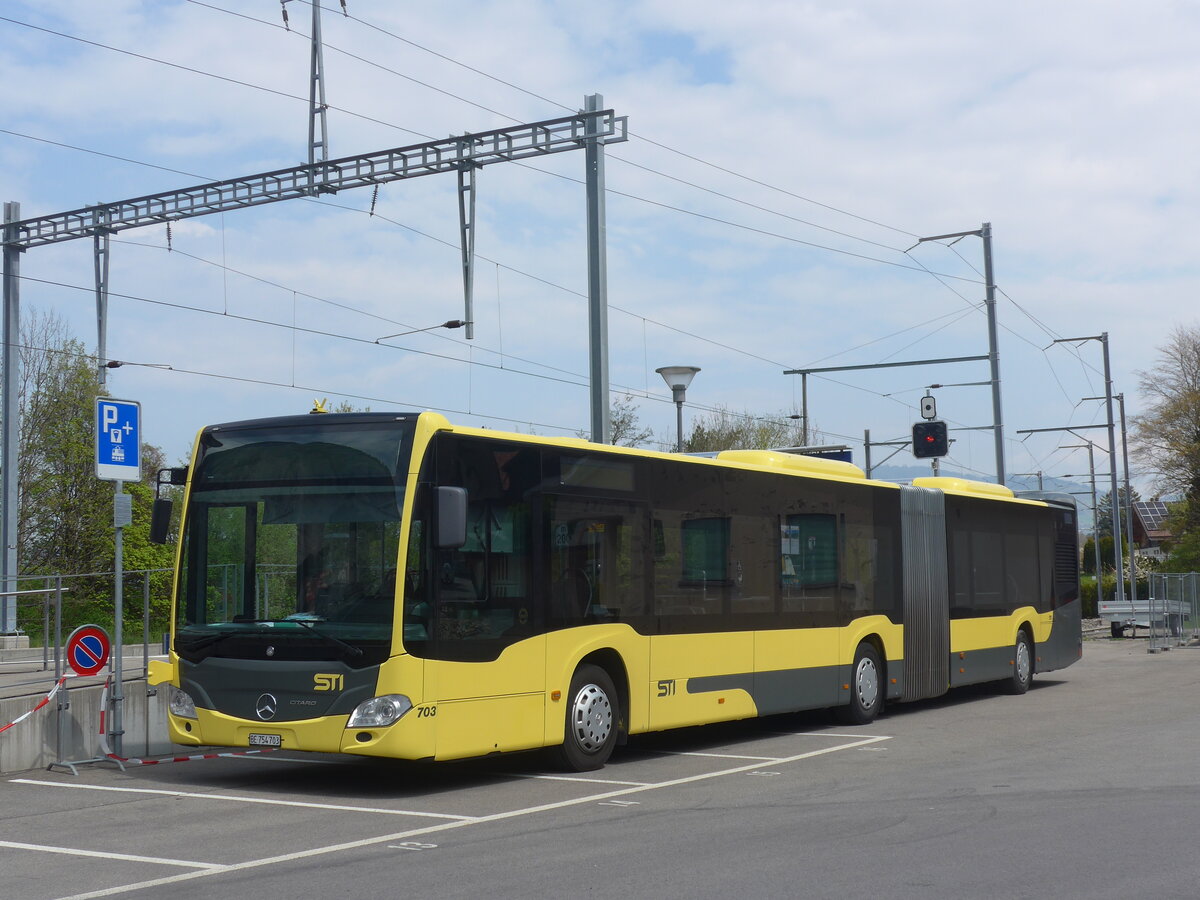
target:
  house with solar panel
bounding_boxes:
[1131,499,1174,563]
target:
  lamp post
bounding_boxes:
[656,366,700,453]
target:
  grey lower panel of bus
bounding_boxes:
[948,644,1016,687]
[1038,597,1083,674]
[179,657,378,722]
[900,487,950,702]
[687,660,906,717]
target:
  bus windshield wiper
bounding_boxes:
[253,617,364,658]
[182,628,243,652]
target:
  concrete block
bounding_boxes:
[1,677,190,774]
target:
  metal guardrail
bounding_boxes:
[2,569,172,770]
[0,583,69,676]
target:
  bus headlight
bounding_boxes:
[169,687,198,719]
[347,694,413,728]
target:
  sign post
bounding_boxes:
[95,398,140,757]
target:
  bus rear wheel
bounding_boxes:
[552,664,618,772]
[1005,631,1033,695]
[837,642,883,725]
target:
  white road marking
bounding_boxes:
[50,734,891,900]
[677,751,782,761]
[9,779,475,821]
[507,773,650,786]
[0,840,220,870]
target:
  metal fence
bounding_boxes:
[1147,572,1200,652]
[5,568,173,676]
[2,569,175,769]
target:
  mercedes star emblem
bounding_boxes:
[255,693,278,721]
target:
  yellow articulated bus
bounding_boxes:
[148,410,1081,771]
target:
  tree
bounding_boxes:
[1082,535,1128,572]
[5,310,174,635]
[682,406,808,453]
[1133,324,1200,534]
[15,310,111,576]
[575,394,654,448]
[1163,500,1200,571]
[610,394,653,448]
[1095,486,1142,539]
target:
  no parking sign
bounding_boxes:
[66,625,111,677]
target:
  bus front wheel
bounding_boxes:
[1006,631,1033,695]
[552,664,618,772]
[837,642,883,725]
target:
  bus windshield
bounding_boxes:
[174,416,416,664]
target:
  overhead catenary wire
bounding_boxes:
[14,269,828,441]
[1,125,992,390]
[12,337,585,436]
[903,240,1097,410]
[0,15,434,141]
[0,11,1111,477]
[1,15,977,285]
[0,17,1034,331]
[199,1,1090,393]
[3,10,1087,380]
[280,0,922,239]
[0,126,797,372]
[105,230,1018,424]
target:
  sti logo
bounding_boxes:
[314,673,344,692]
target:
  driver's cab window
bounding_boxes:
[430,436,538,660]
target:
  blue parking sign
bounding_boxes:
[96,398,141,481]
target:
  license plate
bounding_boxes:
[248,733,281,747]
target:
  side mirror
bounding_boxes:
[149,498,173,545]
[149,467,187,545]
[435,486,467,549]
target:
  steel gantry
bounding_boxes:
[4,111,626,249]
[0,102,628,632]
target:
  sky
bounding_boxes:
[2,0,1198,505]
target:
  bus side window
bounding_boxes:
[431,435,537,653]
[781,513,838,625]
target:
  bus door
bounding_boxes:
[423,437,546,760]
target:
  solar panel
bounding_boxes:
[1134,500,1171,532]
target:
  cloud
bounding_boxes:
[3,0,1198,484]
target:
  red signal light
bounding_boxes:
[912,421,949,458]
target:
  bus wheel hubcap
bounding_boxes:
[1016,641,1030,682]
[571,683,612,752]
[856,658,878,709]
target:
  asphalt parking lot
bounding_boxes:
[5,637,1200,900]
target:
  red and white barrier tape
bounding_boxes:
[0,676,67,736]
[98,677,275,765]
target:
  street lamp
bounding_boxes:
[656,365,700,453]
